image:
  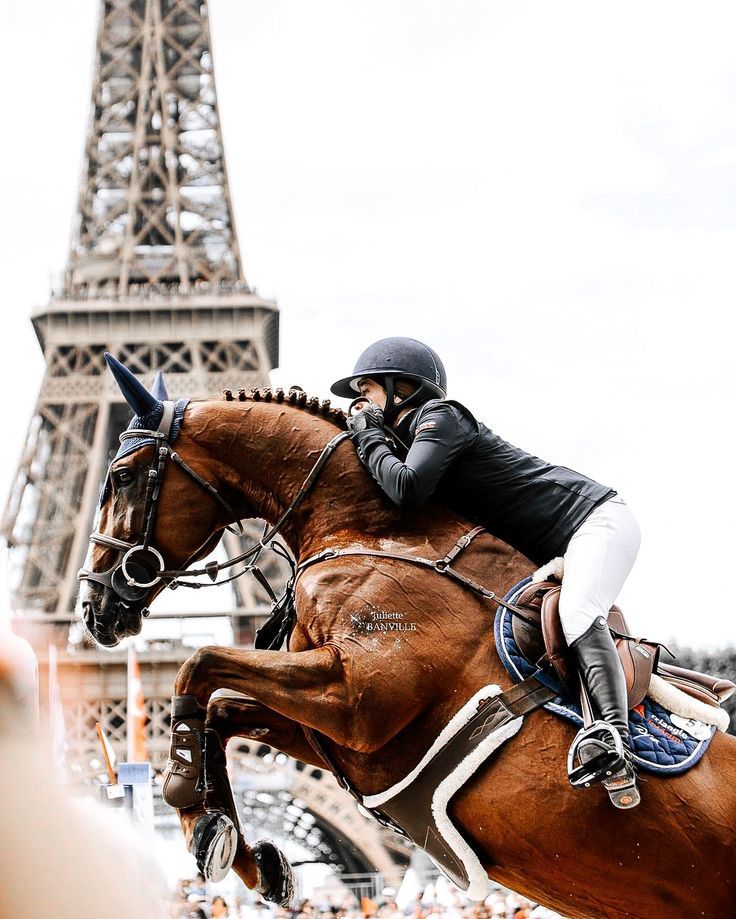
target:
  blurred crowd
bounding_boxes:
[170,876,561,919]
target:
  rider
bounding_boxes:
[330,336,641,808]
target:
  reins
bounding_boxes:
[160,430,351,584]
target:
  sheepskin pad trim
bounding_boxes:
[430,717,523,899]
[648,674,730,732]
[363,685,523,900]
[532,556,565,582]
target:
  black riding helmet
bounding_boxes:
[331,337,447,426]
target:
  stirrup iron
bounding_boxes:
[567,720,626,788]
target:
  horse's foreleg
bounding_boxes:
[169,644,411,901]
[206,694,329,768]
[165,649,337,811]
[176,696,324,902]
[174,645,394,752]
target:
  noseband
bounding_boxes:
[77,401,351,606]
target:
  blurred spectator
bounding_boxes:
[166,879,565,919]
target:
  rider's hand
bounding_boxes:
[347,402,385,435]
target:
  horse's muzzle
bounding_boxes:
[78,581,147,647]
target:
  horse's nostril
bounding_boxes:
[81,600,93,625]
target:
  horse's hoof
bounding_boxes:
[253,840,295,907]
[190,811,238,882]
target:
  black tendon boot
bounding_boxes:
[162,695,207,809]
[568,616,640,809]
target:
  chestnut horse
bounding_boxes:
[79,380,736,919]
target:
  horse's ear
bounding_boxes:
[151,370,170,401]
[104,353,160,417]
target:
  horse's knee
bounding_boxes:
[174,645,219,698]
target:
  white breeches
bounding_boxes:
[558,496,641,644]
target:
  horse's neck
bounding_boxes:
[186,400,389,557]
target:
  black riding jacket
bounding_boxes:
[352,399,616,566]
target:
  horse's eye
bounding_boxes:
[115,468,134,486]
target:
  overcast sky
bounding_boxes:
[1,1,735,649]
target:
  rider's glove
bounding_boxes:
[346,403,385,436]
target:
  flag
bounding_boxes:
[126,644,148,762]
[96,721,117,784]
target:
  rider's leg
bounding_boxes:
[559,497,641,796]
[559,497,641,646]
[570,616,631,748]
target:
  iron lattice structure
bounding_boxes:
[68,0,243,297]
[3,0,282,622]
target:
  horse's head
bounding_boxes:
[78,355,240,647]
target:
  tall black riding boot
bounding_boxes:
[569,616,640,808]
[571,616,630,744]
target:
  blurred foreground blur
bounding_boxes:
[0,635,168,919]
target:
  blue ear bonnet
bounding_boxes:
[99,398,190,505]
[114,399,190,462]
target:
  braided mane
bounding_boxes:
[222,386,348,430]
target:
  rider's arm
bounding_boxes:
[351,402,474,509]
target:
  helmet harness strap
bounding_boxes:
[380,375,437,428]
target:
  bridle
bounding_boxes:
[77,399,351,606]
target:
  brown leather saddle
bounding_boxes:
[511,578,736,709]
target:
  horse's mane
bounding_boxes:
[222,386,348,430]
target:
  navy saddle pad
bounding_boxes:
[494,576,716,775]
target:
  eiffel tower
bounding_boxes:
[2,0,284,637]
[0,2,411,882]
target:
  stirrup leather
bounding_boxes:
[567,720,626,788]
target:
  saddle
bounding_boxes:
[510,578,736,710]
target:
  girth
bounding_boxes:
[303,674,556,892]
